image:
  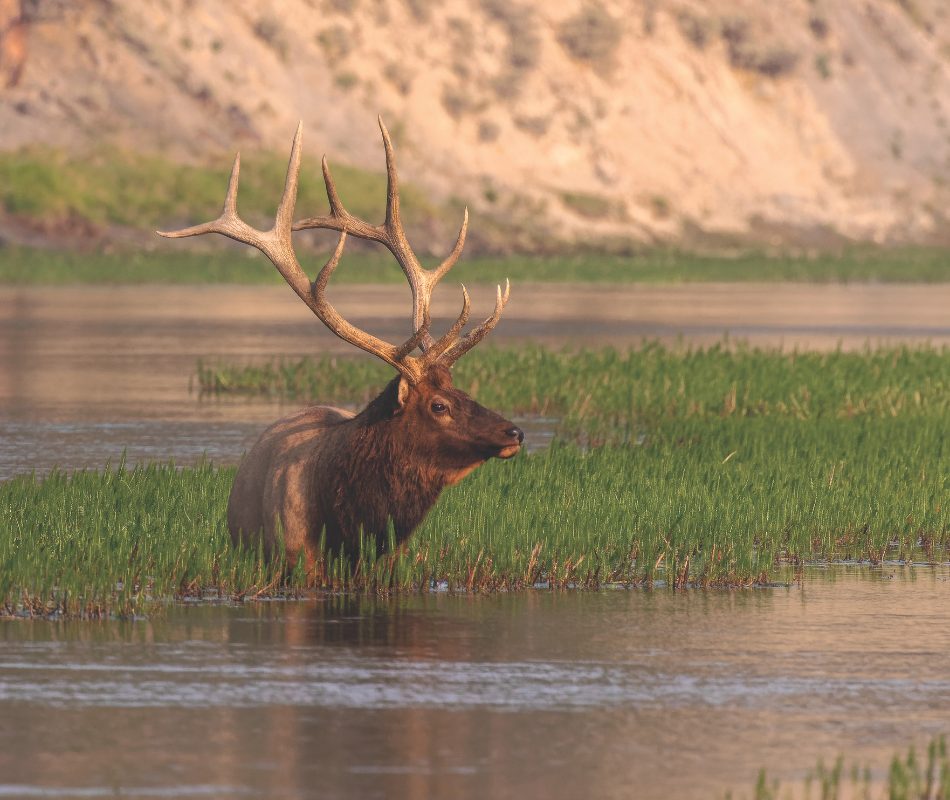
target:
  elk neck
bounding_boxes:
[319,373,446,548]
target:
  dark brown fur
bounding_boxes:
[227,364,522,567]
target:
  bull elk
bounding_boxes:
[159,119,523,570]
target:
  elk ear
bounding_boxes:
[395,376,411,411]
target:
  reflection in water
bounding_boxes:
[1,569,948,799]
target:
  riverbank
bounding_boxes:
[5,245,950,284]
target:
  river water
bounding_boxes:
[1,568,948,799]
[4,283,950,479]
[2,284,949,798]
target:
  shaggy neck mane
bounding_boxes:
[321,376,442,549]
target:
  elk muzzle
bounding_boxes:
[497,425,524,459]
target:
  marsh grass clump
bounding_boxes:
[4,407,950,615]
[200,341,950,444]
[731,736,950,800]
[887,737,950,800]
[8,349,950,616]
[0,457,294,618]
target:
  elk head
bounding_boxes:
[387,362,523,486]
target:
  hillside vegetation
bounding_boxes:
[4,0,950,254]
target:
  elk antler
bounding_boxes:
[157,120,508,382]
[294,117,509,366]
[157,123,429,383]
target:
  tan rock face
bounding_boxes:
[3,0,950,248]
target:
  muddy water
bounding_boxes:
[3,283,950,479]
[1,567,948,800]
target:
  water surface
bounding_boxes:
[4,283,950,480]
[5,283,950,422]
[1,568,948,799]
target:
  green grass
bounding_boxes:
[732,736,950,800]
[199,341,950,443]
[6,244,950,284]
[0,456,288,618]
[6,342,950,616]
[0,245,421,284]
[4,144,950,283]
[2,412,949,616]
[0,145,436,231]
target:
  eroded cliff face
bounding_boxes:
[3,0,950,250]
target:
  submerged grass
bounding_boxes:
[728,735,950,800]
[2,413,949,616]
[199,341,950,442]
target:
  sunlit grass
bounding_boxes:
[726,735,950,800]
[5,145,950,283]
[198,341,950,442]
[6,343,950,616]
[2,412,949,616]
[0,146,435,230]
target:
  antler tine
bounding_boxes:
[159,123,429,383]
[378,115,402,233]
[157,152,244,240]
[158,122,311,303]
[419,286,471,368]
[375,116,437,349]
[293,118,471,354]
[321,155,347,220]
[438,280,510,367]
[431,208,468,285]
[312,232,427,382]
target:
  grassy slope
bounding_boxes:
[0,146,435,231]
[3,146,950,283]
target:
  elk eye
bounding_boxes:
[431,401,448,414]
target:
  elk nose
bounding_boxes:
[504,426,524,443]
